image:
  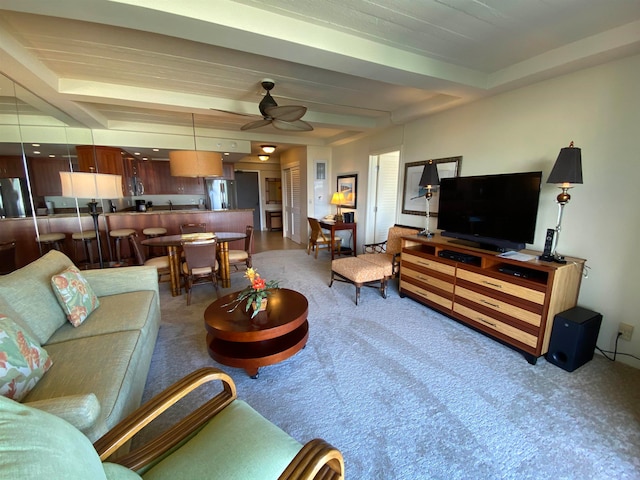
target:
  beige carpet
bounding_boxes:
[138,249,640,479]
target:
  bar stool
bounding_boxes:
[109,228,137,264]
[143,227,167,258]
[72,230,97,265]
[36,232,66,255]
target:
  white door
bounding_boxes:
[367,151,400,243]
[283,164,302,243]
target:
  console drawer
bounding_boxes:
[453,303,538,348]
[455,286,542,327]
[456,269,545,304]
[402,252,455,276]
[402,267,454,293]
[401,280,453,310]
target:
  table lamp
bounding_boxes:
[417,160,440,237]
[545,141,583,263]
[60,171,123,268]
[331,192,345,222]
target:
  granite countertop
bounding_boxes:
[0,208,253,220]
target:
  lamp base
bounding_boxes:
[334,214,344,223]
[538,253,567,264]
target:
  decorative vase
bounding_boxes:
[251,298,268,314]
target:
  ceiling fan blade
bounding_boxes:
[264,105,307,122]
[210,108,256,118]
[272,118,314,132]
[241,119,272,131]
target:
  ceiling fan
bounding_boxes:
[240,79,313,132]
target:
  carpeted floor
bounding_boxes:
[138,250,640,479]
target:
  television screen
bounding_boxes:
[437,171,542,251]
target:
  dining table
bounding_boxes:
[141,232,247,295]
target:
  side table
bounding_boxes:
[204,288,309,378]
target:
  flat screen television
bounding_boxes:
[436,171,542,252]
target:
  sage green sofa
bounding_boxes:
[0,250,161,441]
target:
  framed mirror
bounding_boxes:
[265,177,282,204]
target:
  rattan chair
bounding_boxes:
[130,233,171,283]
[228,225,254,272]
[306,218,341,259]
[182,239,219,305]
[180,223,207,234]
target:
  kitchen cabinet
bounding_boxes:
[138,160,203,195]
[76,145,136,195]
[28,157,71,196]
[0,156,26,178]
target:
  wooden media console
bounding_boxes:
[399,234,585,364]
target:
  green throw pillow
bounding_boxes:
[0,395,108,479]
[51,266,100,327]
[0,315,53,401]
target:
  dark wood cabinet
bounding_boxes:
[222,162,235,180]
[0,156,26,178]
[76,145,135,195]
[27,157,72,196]
[137,160,203,195]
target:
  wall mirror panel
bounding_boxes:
[265,177,282,204]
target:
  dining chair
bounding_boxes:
[130,233,171,283]
[228,225,253,272]
[182,238,219,305]
[306,218,341,259]
[180,223,207,234]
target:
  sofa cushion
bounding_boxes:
[24,393,101,434]
[0,395,108,480]
[142,400,302,480]
[24,330,146,441]
[46,291,156,345]
[103,463,142,479]
[0,250,73,344]
[0,315,53,401]
[51,266,100,327]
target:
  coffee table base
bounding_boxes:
[206,321,309,378]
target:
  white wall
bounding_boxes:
[333,54,640,368]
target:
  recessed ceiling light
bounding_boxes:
[223,152,230,156]
[33,151,40,155]
[134,152,141,155]
[49,154,56,158]
[32,143,40,147]
[152,148,159,152]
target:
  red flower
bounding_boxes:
[252,278,266,291]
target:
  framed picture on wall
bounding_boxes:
[401,156,461,216]
[337,174,357,209]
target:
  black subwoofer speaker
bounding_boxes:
[545,306,602,372]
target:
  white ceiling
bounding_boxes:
[1,0,640,160]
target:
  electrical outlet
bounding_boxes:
[619,323,634,341]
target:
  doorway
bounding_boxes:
[235,171,261,230]
[366,150,400,243]
[282,164,302,243]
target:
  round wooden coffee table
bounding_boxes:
[204,288,309,378]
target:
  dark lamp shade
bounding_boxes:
[547,146,583,184]
[419,161,440,187]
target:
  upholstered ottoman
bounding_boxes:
[330,256,387,305]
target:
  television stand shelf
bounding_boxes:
[399,234,586,364]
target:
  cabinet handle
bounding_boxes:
[417,275,429,282]
[477,317,496,328]
[481,299,500,309]
[482,280,502,289]
[416,260,431,267]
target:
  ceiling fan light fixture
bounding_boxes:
[261,145,276,154]
[258,154,270,162]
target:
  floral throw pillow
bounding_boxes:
[0,315,53,401]
[51,266,100,327]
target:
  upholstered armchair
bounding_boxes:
[360,225,421,278]
[0,367,344,480]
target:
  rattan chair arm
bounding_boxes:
[94,367,236,468]
[278,438,345,480]
[362,240,387,254]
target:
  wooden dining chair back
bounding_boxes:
[180,223,207,234]
[228,225,253,272]
[306,217,341,259]
[129,233,171,282]
[182,239,219,305]
[0,241,17,275]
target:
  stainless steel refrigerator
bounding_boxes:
[204,179,237,210]
[0,178,32,218]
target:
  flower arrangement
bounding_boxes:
[229,268,279,318]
